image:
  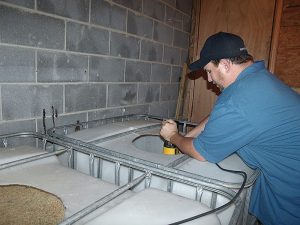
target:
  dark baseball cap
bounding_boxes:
[189,32,248,71]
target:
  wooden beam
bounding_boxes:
[182,0,202,120]
[269,0,283,72]
[175,63,188,119]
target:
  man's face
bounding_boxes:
[203,62,225,91]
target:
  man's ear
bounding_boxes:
[219,59,231,73]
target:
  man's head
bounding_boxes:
[189,32,253,90]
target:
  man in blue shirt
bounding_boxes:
[160,32,300,225]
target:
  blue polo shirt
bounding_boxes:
[193,61,300,225]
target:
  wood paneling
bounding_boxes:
[186,0,276,123]
[273,0,300,87]
[281,0,300,26]
[226,0,275,64]
[294,87,300,93]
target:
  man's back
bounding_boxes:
[228,61,300,225]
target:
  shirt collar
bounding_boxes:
[236,60,266,82]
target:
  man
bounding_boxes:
[160,32,300,225]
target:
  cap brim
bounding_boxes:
[188,57,210,72]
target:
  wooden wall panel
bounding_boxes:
[281,0,300,26]
[188,0,227,122]
[273,0,300,87]
[294,87,300,93]
[187,0,276,123]
[226,0,275,64]
[275,26,300,85]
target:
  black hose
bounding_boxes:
[168,163,247,225]
[42,109,46,134]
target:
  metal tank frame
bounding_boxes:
[47,114,260,224]
[0,131,243,225]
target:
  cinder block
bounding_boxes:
[165,6,182,30]
[176,0,193,14]
[181,50,189,64]
[141,40,163,62]
[91,0,126,31]
[0,0,191,127]
[0,46,35,82]
[183,14,191,32]
[173,29,189,48]
[138,84,160,103]
[167,100,177,117]
[123,104,149,115]
[88,108,126,121]
[65,84,106,112]
[2,0,34,8]
[88,105,149,120]
[37,0,89,22]
[151,64,171,82]
[90,105,149,119]
[161,0,176,7]
[111,0,142,12]
[127,11,153,38]
[107,84,137,107]
[0,5,64,49]
[153,21,173,45]
[90,56,125,82]
[2,85,63,120]
[37,51,88,82]
[125,61,151,82]
[161,83,179,101]
[163,46,181,65]
[110,32,140,59]
[0,120,36,136]
[143,0,165,21]
[66,22,109,55]
[171,66,182,83]
[149,102,169,117]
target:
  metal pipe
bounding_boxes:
[89,153,95,177]
[0,131,249,192]
[51,131,254,190]
[0,149,67,170]
[47,114,198,135]
[58,173,148,225]
[48,115,259,188]
[97,158,103,179]
[115,161,121,186]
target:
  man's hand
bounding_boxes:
[160,119,178,141]
[160,119,206,161]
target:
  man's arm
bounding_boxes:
[185,115,209,138]
[171,133,206,161]
[160,119,206,161]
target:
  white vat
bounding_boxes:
[0,133,223,225]
[50,116,258,225]
[0,145,133,222]
[84,188,221,225]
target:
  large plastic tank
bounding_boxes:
[84,188,221,225]
[50,115,259,225]
[0,132,224,225]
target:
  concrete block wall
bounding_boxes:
[0,0,192,135]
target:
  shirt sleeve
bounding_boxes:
[193,103,258,163]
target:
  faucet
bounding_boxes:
[51,106,58,132]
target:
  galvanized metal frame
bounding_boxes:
[48,114,259,188]
[47,114,260,225]
[0,131,243,224]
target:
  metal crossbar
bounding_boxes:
[0,131,243,225]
